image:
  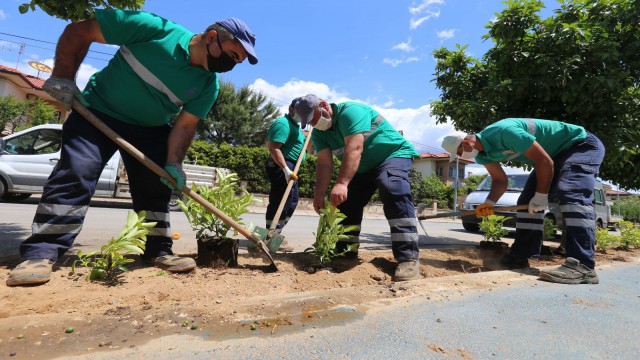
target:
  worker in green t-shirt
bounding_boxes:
[294,94,421,282]
[263,98,307,253]
[442,118,605,285]
[8,10,258,287]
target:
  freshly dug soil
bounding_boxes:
[0,245,638,359]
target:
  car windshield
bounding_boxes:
[477,174,529,191]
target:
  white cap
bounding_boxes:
[441,134,466,162]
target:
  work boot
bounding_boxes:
[539,257,599,284]
[500,252,530,269]
[278,239,294,253]
[150,255,196,273]
[6,259,54,286]
[394,260,421,281]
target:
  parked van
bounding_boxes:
[461,173,617,233]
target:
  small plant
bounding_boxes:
[595,227,619,253]
[179,170,255,240]
[543,217,559,241]
[305,199,359,265]
[479,215,511,242]
[71,211,156,281]
[618,220,640,250]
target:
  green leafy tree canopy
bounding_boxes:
[431,0,640,189]
[198,80,280,148]
[0,95,28,134]
[19,0,144,22]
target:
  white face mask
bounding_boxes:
[460,148,479,160]
[313,115,333,130]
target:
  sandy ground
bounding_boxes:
[1,245,638,359]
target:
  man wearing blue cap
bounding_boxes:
[258,98,306,253]
[7,9,258,286]
[294,94,421,281]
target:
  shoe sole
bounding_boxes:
[393,274,421,282]
[538,272,599,284]
[6,275,51,286]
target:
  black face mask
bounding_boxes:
[207,37,237,73]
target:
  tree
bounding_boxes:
[19,0,144,21]
[0,95,28,134]
[614,196,640,223]
[21,98,58,130]
[431,0,640,189]
[198,80,280,147]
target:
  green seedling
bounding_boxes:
[595,228,619,253]
[479,215,512,242]
[65,327,75,334]
[543,217,559,241]
[305,199,360,265]
[71,211,156,282]
[250,324,257,331]
[179,170,256,240]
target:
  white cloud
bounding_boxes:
[0,10,7,21]
[249,78,459,154]
[383,56,419,68]
[436,29,455,40]
[392,38,416,52]
[409,0,444,29]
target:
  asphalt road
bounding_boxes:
[0,197,498,257]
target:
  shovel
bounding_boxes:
[249,127,314,254]
[417,205,529,220]
[72,102,278,271]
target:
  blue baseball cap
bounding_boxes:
[216,18,258,64]
[294,94,321,128]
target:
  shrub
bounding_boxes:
[595,228,619,253]
[479,215,511,242]
[305,199,359,264]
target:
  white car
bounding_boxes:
[0,124,120,202]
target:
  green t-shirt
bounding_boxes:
[475,118,587,165]
[83,9,219,127]
[268,115,306,162]
[311,102,418,173]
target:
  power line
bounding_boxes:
[0,32,115,62]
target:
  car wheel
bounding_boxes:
[3,193,32,202]
[0,178,6,199]
[169,192,184,212]
[462,221,480,232]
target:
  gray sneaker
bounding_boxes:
[539,257,599,284]
[394,260,421,281]
[151,255,196,273]
[7,259,54,286]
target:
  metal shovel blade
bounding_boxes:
[249,226,285,254]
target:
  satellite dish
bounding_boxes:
[28,61,52,78]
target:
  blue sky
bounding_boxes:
[0,0,559,173]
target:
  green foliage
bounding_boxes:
[179,170,255,239]
[0,95,28,133]
[186,141,341,199]
[613,196,640,223]
[595,227,618,253]
[543,217,559,241]
[198,80,279,147]
[618,221,640,250]
[410,172,454,209]
[460,174,488,195]
[479,215,511,242]
[71,211,156,281]
[18,0,144,22]
[18,98,58,131]
[431,0,640,189]
[305,199,360,264]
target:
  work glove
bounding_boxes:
[282,166,298,182]
[161,162,186,190]
[528,192,548,213]
[41,76,89,109]
[475,200,495,218]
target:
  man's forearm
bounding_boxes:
[166,126,196,164]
